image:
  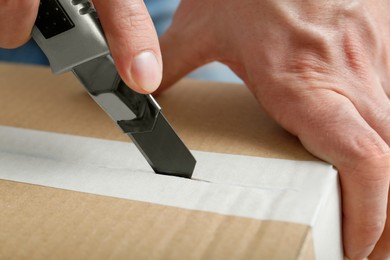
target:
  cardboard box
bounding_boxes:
[0,63,342,259]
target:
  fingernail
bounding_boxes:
[131,51,162,92]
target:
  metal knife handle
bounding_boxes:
[33,0,161,134]
[33,0,109,74]
[72,55,161,134]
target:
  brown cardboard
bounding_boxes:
[0,63,316,259]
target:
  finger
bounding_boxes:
[0,0,40,48]
[260,88,390,259]
[302,97,389,259]
[347,77,390,259]
[299,97,390,259]
[369,191,390,260]
[340,150,389,259]
[93,0,162,94]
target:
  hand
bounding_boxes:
[0,0,162,93]
[158,1,390,259]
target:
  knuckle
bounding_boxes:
[281,28,335,82]
[341,134,390,183]
[117,2,151,32]
[286,51,329,77]
[111,3,156,50]
[342,35,370,75]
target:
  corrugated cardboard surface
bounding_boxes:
[0,63,316,259]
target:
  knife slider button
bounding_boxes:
[35,0,75,39]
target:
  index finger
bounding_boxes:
[93,0,162,93]
[264,90,390,259]
[338,148,389,259]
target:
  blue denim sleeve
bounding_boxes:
[0,39,49,65]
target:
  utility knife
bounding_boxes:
[33,0,196,178]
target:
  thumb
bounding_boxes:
[93,0,162,94]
